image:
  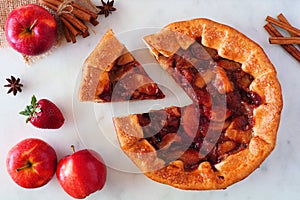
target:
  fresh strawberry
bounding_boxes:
[19,95,64,129]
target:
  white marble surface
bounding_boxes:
[0,0,299,199]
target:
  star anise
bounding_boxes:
[4,76,23,96]
[97,0,116,17]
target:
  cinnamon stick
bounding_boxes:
[39,0,99,43]
[277,13,297,37]
[81,30,90,38]
[90,18,100,26]
[39,0,58,11]
[61,13,88,33]
[71,6,93,22]
[41,0,60,7]
[50,0,98,20]
[264,23,300,62]
[60,16,80,36]
[70,31,77,43]
[269,37,300,45]
[69,1,98,20]
[63,24,72,43]
[277,13,300,48]
[266,16,300,37]
[41,0,93,22]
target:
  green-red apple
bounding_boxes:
[5,4,57,56]
[6,138,57,188]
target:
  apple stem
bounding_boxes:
[16,162,32,172]
[71,145,76,153]
[29,19,38,31]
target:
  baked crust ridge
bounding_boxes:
[79,29,126,102]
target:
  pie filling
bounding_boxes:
[95,52,165,102]
[137,38,263,171]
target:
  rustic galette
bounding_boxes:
[112,18,283,189]
[79,29,165,102]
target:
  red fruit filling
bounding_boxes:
[96,52,165,101]
[137,40,262,171]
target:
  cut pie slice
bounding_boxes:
[113,18,283,190]
[79,29,165,102]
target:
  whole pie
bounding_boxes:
[112,18,283,189]
[79,29,165,102]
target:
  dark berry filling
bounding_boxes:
[138,40,262,171]
[97,55,165,101]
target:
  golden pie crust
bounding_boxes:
[79,29,164,102]
[113,18,283,190]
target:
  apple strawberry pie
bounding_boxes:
[79,29,165,102]
[112,18,283,189]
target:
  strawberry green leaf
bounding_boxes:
[25,117,31,123]
[19,95,39,124]
[31,95,37,106]
[19,111,28,115]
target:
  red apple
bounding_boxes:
[56,146,107,199]
[5,4,57,56]
[6,138,57,188]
